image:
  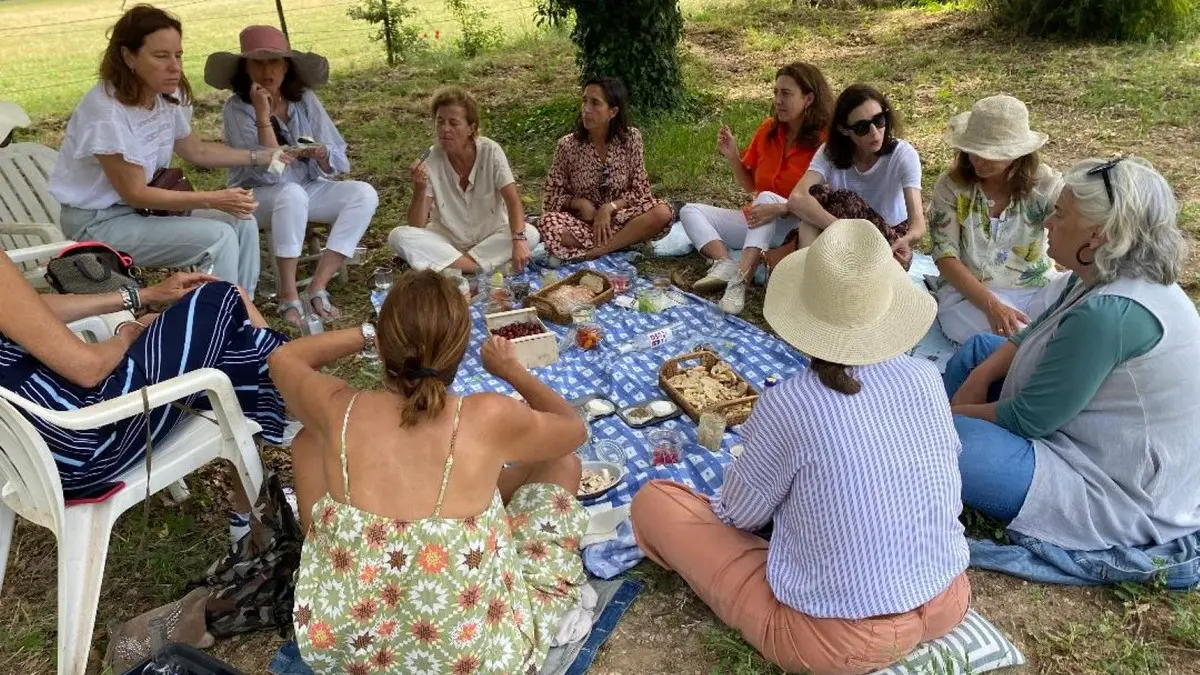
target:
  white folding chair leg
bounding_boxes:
[0,502,14,594]
[57,505,114,675]
[166,479,191,504]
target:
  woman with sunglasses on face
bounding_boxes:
[945,157,1200,554]
[679,62,833,315]
[928,95,1065,344]
[538,77,673,261]
[209,25,379,327]
[787,84,924,268]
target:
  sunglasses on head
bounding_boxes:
[845,111,888,137]
[1087,156,1124,205]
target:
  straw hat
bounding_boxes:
[763,219,935,366]
[0,101,30,141]
[204,25,329,90]
[944,95,1047,161]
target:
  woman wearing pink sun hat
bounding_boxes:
[207,25,378,328]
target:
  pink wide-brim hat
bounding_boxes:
[204,25,329,90]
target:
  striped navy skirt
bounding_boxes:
[0,282,287,499]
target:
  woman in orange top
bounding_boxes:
[680,62,832,314]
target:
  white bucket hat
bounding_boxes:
[944,95,1047,161]
[763,219,935,366]
[0,101,31,142]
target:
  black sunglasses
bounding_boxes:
[1087,156,1124,205]
[845,111,888,137]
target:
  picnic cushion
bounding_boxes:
[869,609,1024,675]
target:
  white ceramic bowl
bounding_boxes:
[577,461,627,500]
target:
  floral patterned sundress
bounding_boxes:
[294,394,589,675]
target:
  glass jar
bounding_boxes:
[697,410,727,453]
[572,306,602,350]
[648,428,683,466]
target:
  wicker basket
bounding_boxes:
[658,350,759,427]
[527,269,615,325]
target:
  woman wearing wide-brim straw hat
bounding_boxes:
[631,219,971,675]
[206,25,379,328]
[927,94,1068,345]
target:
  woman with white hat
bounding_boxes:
[632,219,970,675]
[48,5,282,295]
[0,100,30,148]
[208,25,378,326]
[928,95,1065,344]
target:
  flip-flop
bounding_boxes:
[307,289,342,320]
[276,298,306,328]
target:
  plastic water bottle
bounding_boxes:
[618,321,685,354]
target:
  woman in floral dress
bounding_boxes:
[929,95,1065,344]
[268,270,589,674]
[539,77,672,261]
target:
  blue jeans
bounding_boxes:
[943,334,1036,521]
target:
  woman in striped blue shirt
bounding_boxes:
[0,250,287,542]
[632,219,971,675]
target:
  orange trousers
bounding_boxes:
[630,480,971,675]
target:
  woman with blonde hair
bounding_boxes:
[929,95,1064,343]
[269,270,589,674]
[389,87,538,273]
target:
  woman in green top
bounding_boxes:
[928,95,1065,344]
[268,270,589,674]
[943,156,1200,552]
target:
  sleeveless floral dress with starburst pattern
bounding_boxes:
[294,394,589,675]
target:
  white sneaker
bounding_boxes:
[720,279,746,314]
[693,258,739,293]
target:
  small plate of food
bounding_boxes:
[577,461,627,500]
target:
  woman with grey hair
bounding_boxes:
[943,156,1200,552]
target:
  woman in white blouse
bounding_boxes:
[787,84,925,268]
[209,25,378,325]
[48,5,290,295]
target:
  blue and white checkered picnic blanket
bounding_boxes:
[433,251,957,579]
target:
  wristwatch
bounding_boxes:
[250,149,259,166]
[360,322,377,353]
[512,230,527,241]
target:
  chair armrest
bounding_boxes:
[6,240,72,264]
[0,368,254,443]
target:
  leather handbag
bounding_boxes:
[137,167,194,218]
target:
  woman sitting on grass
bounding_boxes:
[632,219,971,675]
[538,77,673,261]
[389,87,539,274]
[269,270,589,675]
[946,157,1200,553]
[787,84,924,269]
[679,62,832,315]
[929,95,1064,344]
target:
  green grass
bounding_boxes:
[4,0,1200,673]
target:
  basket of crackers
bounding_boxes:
[658,350,759,427]
[527,270,615,325]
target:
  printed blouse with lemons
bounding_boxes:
[928,164,1064,290]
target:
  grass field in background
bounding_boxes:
[2,0,1200,673]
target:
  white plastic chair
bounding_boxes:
[0,368,265,675]
[0,142,69,288]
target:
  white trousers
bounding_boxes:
[679,191,796,255]
[388,224,542,272]
[936,281,1062,345]
[254,179,378,258]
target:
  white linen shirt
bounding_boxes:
[48,84,192,210]
[424,136,517,249]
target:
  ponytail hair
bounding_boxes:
[377,270,471,427]
[809,358,862,395]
